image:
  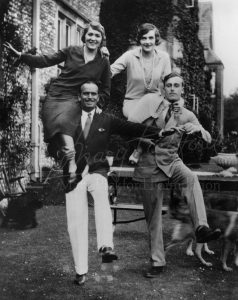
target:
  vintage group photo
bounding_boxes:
[0,0,238,299]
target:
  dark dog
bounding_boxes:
[1,192,43,229]
[166,198,238,271]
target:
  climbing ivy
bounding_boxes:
[0,0,31,172]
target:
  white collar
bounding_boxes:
[82,108,96,118]
[163,97,184,107]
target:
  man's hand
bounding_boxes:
[182,123,201,135]
[138,138,155,146]
[159,126,184,137]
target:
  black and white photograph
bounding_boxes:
[0,0,238,299]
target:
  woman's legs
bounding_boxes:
[48,133,77,190]
[123,94,163,164]
[57,134,77,173]
[124,93,163,123]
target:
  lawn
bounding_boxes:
[0,204,238,300]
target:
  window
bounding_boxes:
[189,94,199,114]
[57,19,62,50]
[57,12,74,50]
[77,25,84,46]
[185,0,194,8]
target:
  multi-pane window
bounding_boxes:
[57,12,85,50]
[77,25,84,47]
[57,12,74,50]
[57,12,85,74]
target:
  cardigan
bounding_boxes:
[111,47,171,101]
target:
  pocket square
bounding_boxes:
[98,128,105,132]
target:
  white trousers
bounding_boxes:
[65,173,113,275]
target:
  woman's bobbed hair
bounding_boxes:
[81,21,106,47]
[136,23,161,45]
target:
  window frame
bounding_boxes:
[185,0,194,8]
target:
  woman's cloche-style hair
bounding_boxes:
[136,23,161,45]
[81,21,106,47]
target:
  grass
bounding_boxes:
[1,204,238,300]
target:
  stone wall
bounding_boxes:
[69,0,102,21]
[39,0,58,97]
[4,0,33,129]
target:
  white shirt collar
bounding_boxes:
[81,108,96,129]
[82,108,96,118]
[163,97,184,107]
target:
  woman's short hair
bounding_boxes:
[136,23,161,45]
[81,21,106,46]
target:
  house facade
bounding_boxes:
[198,0,224,136]
[0,0,102,179]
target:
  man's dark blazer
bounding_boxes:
[74,108,160,175]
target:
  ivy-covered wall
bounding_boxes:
[0,0,32,172]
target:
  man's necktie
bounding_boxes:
[164,105,172,124]
[83,112,92,139]
[164,103,180,124]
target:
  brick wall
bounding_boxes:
[39,0,58,97]
[4,0,33,132]
[70,0,102,21]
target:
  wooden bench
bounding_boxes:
[108,167,170,225]
[108,166,238,225]
[0,167,26,199]
[110,203,168,225]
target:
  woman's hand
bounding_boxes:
[3,42,21,58]
[100,46,110,59]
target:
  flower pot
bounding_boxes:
[211,153,238,169]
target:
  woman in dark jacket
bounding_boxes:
[4,21,110,190]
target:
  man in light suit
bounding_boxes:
[133,72,221,278]
[65,81,175,285]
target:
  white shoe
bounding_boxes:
[0,198,8,216]
[129,150,140,165]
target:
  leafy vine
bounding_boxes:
[0,0,31,173]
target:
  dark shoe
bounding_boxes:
[99,247,118,263]
[144,266,164,278]
[73,273,86,286]
[161,128,176,137]
[195,225,221,243]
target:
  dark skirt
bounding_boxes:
[42,94,81,142]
